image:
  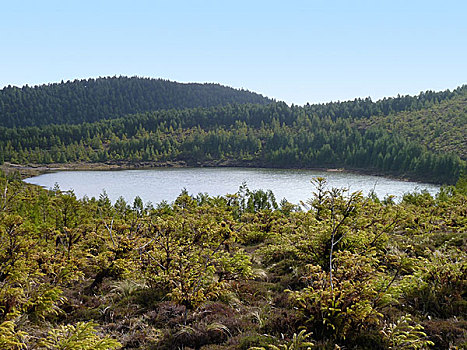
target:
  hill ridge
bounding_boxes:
[0,76,271,128]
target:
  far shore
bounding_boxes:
[0,160,443,186]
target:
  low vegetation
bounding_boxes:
[0,170,465,349]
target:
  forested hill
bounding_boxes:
[0,76,271,127]
[354,91,467,160]
[0,82,465,184]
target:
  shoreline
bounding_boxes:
[0,160,443,186]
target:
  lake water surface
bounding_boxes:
[24,167,440,205]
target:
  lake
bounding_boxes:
[24,167,440,205]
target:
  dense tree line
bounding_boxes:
[304,84,467,120]
[0,76,271,128]
[1,102,465,184]
[0,170,465,349]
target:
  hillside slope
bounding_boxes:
[1,101,464,184]
[0,76,271,127]
[354,93,467,160]
[304,85,466,120]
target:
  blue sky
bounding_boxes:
[1,0,466,104]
